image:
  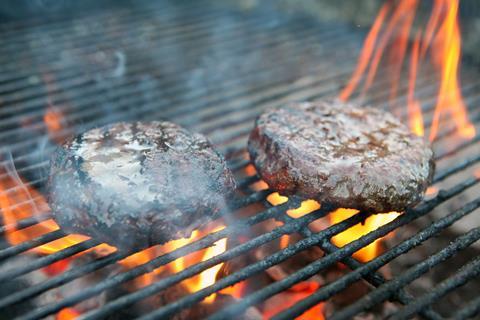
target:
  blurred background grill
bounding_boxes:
[0,1,479,319]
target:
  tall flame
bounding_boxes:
[340,0,476,141]
[428,0,475,140]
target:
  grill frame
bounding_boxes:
[0,1,479,320]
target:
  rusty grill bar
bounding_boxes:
[0,1,479,319]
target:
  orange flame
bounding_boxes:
[330,209,400,262]
[0,158,238,308]
[44,107,66,136]
[265,188,397,262]
[163,226,229,304]
[0,165,115,257]
[428,0,475,141]
[407,31,425,136]
[56,308,80,320]
[340,0,475,141]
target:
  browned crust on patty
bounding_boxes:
[48,121,236,251]
[248,100,435,213]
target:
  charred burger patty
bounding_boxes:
[48,121,235,251]
[248,100,435,213]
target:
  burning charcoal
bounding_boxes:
[106,271,261,320]
[248,100,435,213]
[48,121,236,252]
[0,257,35,319]
[105,274,191,320]
[187,294,262,320]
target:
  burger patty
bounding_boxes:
[48,121,236,251]
[248,100,435,213]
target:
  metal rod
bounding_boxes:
[330,228,480,320]
[207,177,479,320]
[0,229,64,261]
[0,239,98,282]
[273,197,480,320]
[453,295,480,320]
[390,256,480,320]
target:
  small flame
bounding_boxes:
[164,226,228,304]
[340,0,475,141]
[330,209,400,262]
[44,107,66,136]
[279,234,290,250]
[287,200,320,219]
[244,164,257,177]
[425,186,439,196]
[266,192,288,206]
[56,308,80,320]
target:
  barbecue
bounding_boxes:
[248,100,435,213]
[48,121,235,252]
[0,0,479,319]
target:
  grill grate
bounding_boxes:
[0,1,479,319]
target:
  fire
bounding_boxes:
[340,0,476,141]
[44,106,66,136]
[330,209,400,262]
[164,226,229,304]
[0,158,240,312]
[428,0,475,141]
[56,308,80,320]
[0,165,115,258]
[264,184,397,262]
[263,282,324,320]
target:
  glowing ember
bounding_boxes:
[244,164,257,177]
[340,0,475,141]
[250,180,269,191]
[425,186,439,197]
[330,209,400,262]
[263,282,324,320]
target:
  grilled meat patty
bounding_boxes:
[48,121,236,251]
[248,100,435,213]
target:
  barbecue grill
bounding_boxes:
[0,1,479,319]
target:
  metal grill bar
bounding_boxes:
[0,213,51,236]
[0,2,479,319]
[390,255,480,320]
[330,228,480,320]
[454,296,480,320]
[206,177,480,320]
[0,229,64,261]
[0,26,355,154]
[0,239,99,282]
[273,198,480,320]
[0,13,318,118]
